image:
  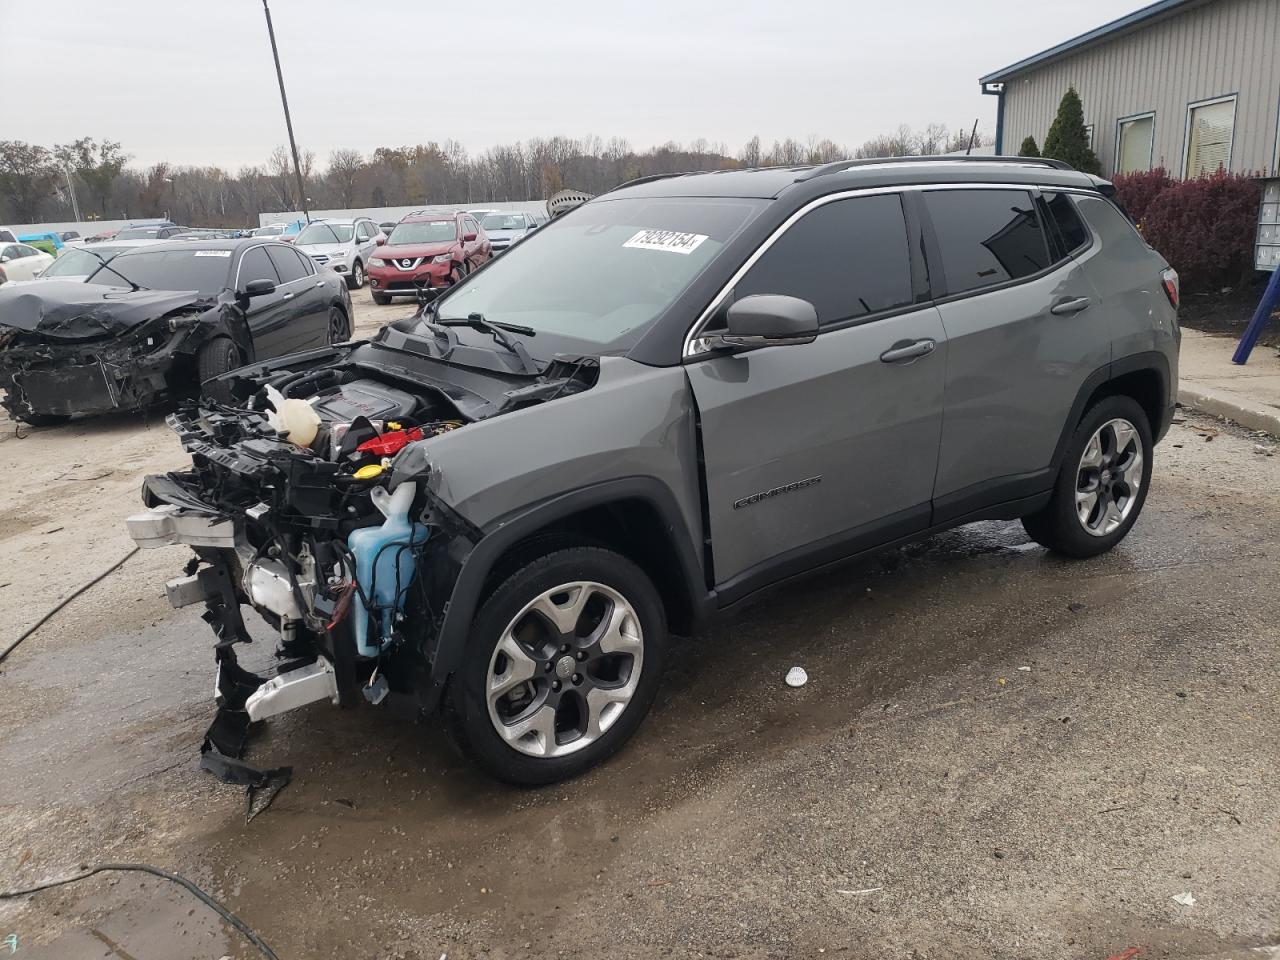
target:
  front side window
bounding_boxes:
[731,194,914,327]
[1116,114,1155,174]
[435,195,764,351]
[1042,192,1090,256]
[238,247,278,289]
[296,223,354,245]
[267,245,308,283]
[924,189,1050,295]
[1185,97,1235,177]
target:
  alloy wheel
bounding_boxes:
[486,581,644,758]
[352,261,364,287]
[1075,417,1143,536]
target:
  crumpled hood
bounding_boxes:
[0,281,210,341]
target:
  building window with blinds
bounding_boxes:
[1184,96,1236,177]
[1116,113,1155,174]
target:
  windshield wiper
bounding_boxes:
[435,313,539,374]
[78,247,148,292]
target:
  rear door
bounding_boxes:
[922,186,1107,521]
[685,192,947,601]
[235,244,294,359]
[267,244,330,350]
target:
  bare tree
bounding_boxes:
[327,149,363,206]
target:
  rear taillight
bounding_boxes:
[1161,267,1180,309]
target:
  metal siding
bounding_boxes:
[1000,0,1280,177]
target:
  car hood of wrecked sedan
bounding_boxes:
[0,280,212,341]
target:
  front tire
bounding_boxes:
[347,260,365,290]
[1022,395,1153,558]
[445,546,667,785]
[326,306,349,344]
[196,336,243,404]
[372,291,392,306]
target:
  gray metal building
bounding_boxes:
[980,0,1280,178]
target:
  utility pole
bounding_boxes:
[62,166,82,222]
[262,0,310,223]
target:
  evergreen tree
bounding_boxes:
[1042,88,1101,174]
[1017,136,1041,158]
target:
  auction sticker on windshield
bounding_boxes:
[194,250,232,257]
[623,229,708,255]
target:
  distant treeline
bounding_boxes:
[0,124,990,228]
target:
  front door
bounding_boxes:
[236,244,295,359]
[685,192,947,602]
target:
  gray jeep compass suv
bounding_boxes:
[127,156,1179,787]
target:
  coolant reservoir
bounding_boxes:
[264,384,321,448]
[347,482,429,658]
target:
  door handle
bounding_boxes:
[1050,296,1091,315]
[282,292,294,300]
[879,338,936,363]
[315,281,324,287]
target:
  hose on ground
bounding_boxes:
[0,862,278,959]
[0,546,140,667]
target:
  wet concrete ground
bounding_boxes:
[1,326,1278,958]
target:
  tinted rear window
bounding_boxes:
[923,189,1050,295]
[93,248,233,294]
[732,194,914,326]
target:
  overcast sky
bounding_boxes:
[2,0,1135,170]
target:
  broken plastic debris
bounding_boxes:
[1017,666,1031,672]
[1172,892,1197,906]
[785,666,808,688]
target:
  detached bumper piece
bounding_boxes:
[163,552,339,820]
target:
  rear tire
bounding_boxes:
[1022,395,1153,558]
[444,546,667,786]
[196,336,243,404]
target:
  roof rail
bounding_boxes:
[795,155,1075,182]
[606,172,690,194]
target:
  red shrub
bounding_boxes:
[1137,170,1261,291]
[1111,167,1174,226]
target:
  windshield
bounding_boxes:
[88,248,232,295]
[481,214,528,230]
[257,225,284,236]
[388,221,456,245]
[296,223,354,245]
[435,196,763,349]
[116,228,162,239]
[43,247,126,278]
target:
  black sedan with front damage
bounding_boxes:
[0,238,352,424]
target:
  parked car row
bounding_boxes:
[0,237,352,424]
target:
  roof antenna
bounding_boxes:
[966,118,979,155]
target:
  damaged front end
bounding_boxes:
[126,328,596,786]
[0,282,224,420]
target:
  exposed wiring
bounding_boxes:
[0,862,279,959]
[0,546,140,667]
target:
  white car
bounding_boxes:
[293,218,383,289]
[0,243,55,283]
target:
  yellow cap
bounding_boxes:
[353,463,384,481]
[387,421,402,431]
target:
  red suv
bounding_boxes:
[367,211,490,305]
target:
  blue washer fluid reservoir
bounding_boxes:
[348,481,429,657]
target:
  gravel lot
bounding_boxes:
[1,302,1277,959]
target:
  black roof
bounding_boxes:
[605,157,1103,202]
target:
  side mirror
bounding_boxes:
[243,278,276,298]
[375,236,386,245]
[463,231,477,242]
[716,295,818,348]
